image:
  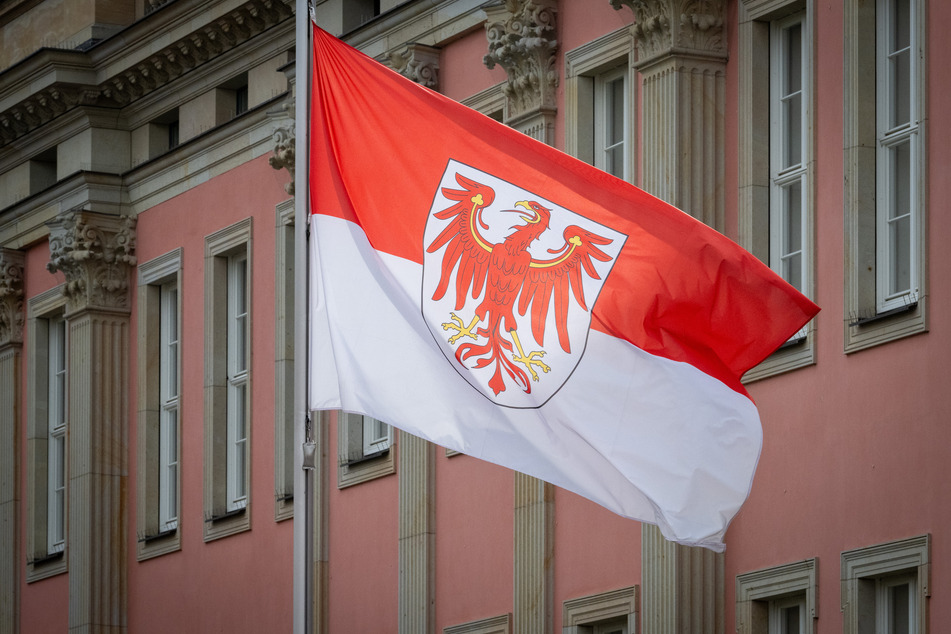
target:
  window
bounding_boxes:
[565,27,635,182]
[844,0,927,351]
[770,12,807,297]
[875,0,918,313]
[738,0,815,380]
[226,252,249,512]
[204,219,252,540]
[274,199,295,519]
[158,281,180,531]
[562,586,637,634]
[137,249,183,559]
[736,558,817,634]
[337,412,395,488]
[26,286,68,580]
[841,535,929,634]
[594,66,629,180]
[46,315,66,556]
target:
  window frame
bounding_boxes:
[738,0,815,382]
[736,558,817,634]
[562,586,638,634]
[136,248,183,560]
[337,411,396,489]
[203,219,252,541]
[841,535,930,634]
[593,65,630,181]
[25,285,68,581]
[274,198,295,519]
[565,26,636,183]
[226,251,249,513]
[843,0,928,352]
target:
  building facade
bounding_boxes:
[0,0,947,632]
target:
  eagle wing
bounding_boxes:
[426,173,494,309]
[518,225,614,353]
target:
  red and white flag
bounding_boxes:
[308,25,818,550]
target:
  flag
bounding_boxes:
[307,24,818,550]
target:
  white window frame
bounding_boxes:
[594,65,630,181]
[274,199,295,520]
[204,219,252,541]
[738,0,815,381]
[875,0,919,313]
[877,573,917,634]
[768,595,805,634]
[226,252,249,512]
[736,558,817,634]
[841,535,930,634]
[137,248,183,560]
[46,315,67,555]
[769,11,808,299]
[844,0,927,351]
[158,281,179,531]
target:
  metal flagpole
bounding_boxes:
[292,0,313,632]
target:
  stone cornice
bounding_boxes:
[46,210,137,314]
[0,248,25,346]
[483,0,558,121]
[0,0,293,148]
[611,0,727,65]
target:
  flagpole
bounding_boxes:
[292,0,312,632]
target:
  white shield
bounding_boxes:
[422,160,626,408]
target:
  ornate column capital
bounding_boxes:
[611,0,727,66]
[0,249,25,347]
[46,210,137,314]
[269,113,296,196]
[483,0,558,122]
[389,44,441,90]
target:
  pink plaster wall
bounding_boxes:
[125,154,293,632]
[439,29,508,103]
[325,416,400,632]
[722,1,951,631]
[434,453,513,630]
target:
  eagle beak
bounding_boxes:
[513,200,541,224]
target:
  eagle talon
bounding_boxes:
[509,330,551,381]
[442,312,480,344]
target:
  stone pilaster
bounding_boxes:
[614,0,727,230]
[483,0,558,144]
[398,432,435,634]
[389,44,440,90]
[0,249,24,634]
[47,210,136,634]
[513,472,553,634]
[611,1,727,631]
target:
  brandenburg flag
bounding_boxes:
[307,24,818,550]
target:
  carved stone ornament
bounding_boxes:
[269,110,296,196]
[46,211,137,314]
[389,44,441,90]
[611,0,726,63]
[0,249,25,346]
[483,0,558,120]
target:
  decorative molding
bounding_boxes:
[611,0,727,65]
[46,211,137,315]
[389,44,441,90]
[269,115,296,196]
[483,0,558,122]
[0,0,294,148]
[0,249,25,346]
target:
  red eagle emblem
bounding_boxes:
[423,164,622,405]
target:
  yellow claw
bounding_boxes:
[509,329,551,381]
[442,313,480,344]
